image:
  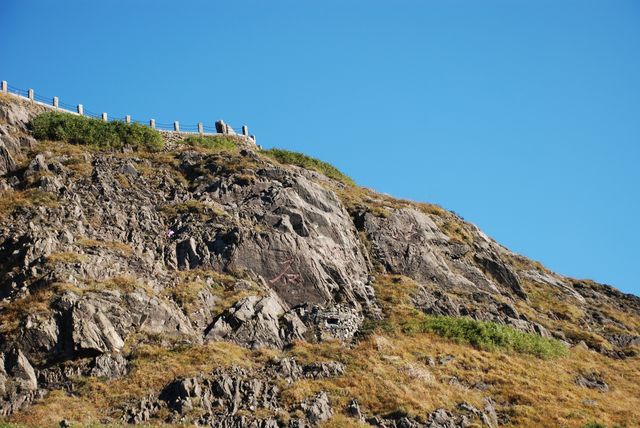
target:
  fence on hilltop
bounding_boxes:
[0,80,256,142]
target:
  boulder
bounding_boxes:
[89,354,128,379]
[575,372,609,392]
[71,300,125,355]
[301,391,333,424]
[4,349,37,391]
[205,294,306,349]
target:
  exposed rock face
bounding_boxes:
[361,208,523,300]
[0,94,639,425]
[360,208,539,333]
[172,155,373,311]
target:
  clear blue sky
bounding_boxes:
[2,1,639,296]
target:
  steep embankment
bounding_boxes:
[0,93,638,427]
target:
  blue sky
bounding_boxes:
[2,1,639,296]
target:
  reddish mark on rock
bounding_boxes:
[269,258,301,285]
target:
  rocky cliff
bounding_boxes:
[0,94,638,427]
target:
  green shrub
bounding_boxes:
[402,315,568,359]
[30,112,164,152]
[181,135,238,150]
[262,148,354,186]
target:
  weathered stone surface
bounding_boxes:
[89,353,128,379]
[173,158,374,310]
[205,293,306,349]
[4,349,37,391]
[424,408,471,428]
[575,372,609,392]
[70,300,125,355]
[267,357,345,381]
[301,391,332,424]
[361,208,518,299]
[0,349,43,417]
[345,398,364,421]
[0,140,16,175]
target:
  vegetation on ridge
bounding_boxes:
[181,134,238,151]
[30,111,164,152]
[263,148,355,186]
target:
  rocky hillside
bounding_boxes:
[0,93,638,428]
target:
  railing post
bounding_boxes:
[1,81,7,93]
[150,119,155,129]
[53,97,59,108]
[77,104,84,115]
[242,125,248,136]
[28,89,34,101]
[101,112,108,122]
[174,121,180,132]
[198,122,203,135]
[125,115,131,124]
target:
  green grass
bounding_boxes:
[181,135,238,150]
[30,112,164,152]
[262,148,354,186]
[401,314,568,359]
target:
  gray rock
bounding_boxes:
[71,300,125,355]
[89,353,128,379]
[267,357,345,380]
[575,372,609,392]
[0,140,16,175]
[301,391,332,424]
[205,293,306,349]
[4,349,37,391]
[345,398,363,420]
[426,408,471,427]
[474,252,527,300]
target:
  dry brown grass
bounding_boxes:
[82,275,156,295]
[72,342,252,418]
[77,238,133,256]
[4,270,639,428]
[0,288,54,337]
[62,157,93,176]
[9,341,253,426]
[9,389,99,427]
[0,189,58,220]
[45,251,89,265]
[168,269,264,315]
[32,140,94,157]
[280,330,640,427]
[517,277,638,354]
